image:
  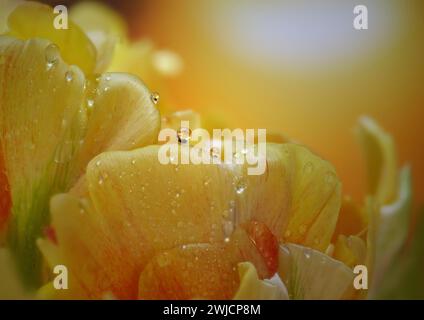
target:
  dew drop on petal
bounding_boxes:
[65,70,74,82]
[150,92,160,105]
[177,127,192,144]
[45,43,59,69]
[235,180,247,194]
[210,147,221,159]
[87,99,94,108]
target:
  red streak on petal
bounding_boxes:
[43,225,58,244]
[244,220,279,276]
[0,151,11,232]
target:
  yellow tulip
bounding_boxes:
[0,2,160,288]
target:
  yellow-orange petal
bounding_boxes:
[0,35,159,287]
[279,243,354,299]
[333,235,367,268]
[7,2,96,74]
[161,109,201,132]
[332,196,367,242]
[356,116,397,205]
[70,2,127,73]
[233,262,288,300]
[0,0,22,34]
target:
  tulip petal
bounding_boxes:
[356,116,397,205]
[1,36,87,286]
[47,141,341,298]
[333,235,367,268]
[233,262,288,300]
[161,110,201,132]
[138,244,239,300]
[70,2,127,73]
[368,166,412,297]
[0,35,159,287]
[7,2,96,74]
[279,243,354,299]
[269,144,342,252]
[0,0,22,34]
[332,197,367,241]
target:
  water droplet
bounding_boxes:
[105,75,111,81]
[45,43,59,69]
[224,237,230,243]
[131,159,136,165]
[223,220,234,238]
[87,99,94,108]
[65,70,74,82]
[103,86,110,92]
[98,177,104,185]
[150,92,160,104]
[235,179,247,194]
[210,147,221,159]
[95,160,101,167]
[177,127,191,144]
[304,250,311,259]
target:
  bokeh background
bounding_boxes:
[44,0,424,206]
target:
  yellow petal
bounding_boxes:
[332,196,367,241]
[7,2,96,74]
[333,235,367,268]
[0,0,22,34]
[69,2,126,37]
[233,262,288,300]
[48,141,340,297]
[138,244,240,300]
[1,36,87,286]
[367,166,412,297]
[356,116,397,205]
[72,73,160,178]
[278,144,342,251]
[108,40,175,114]
[70,2,127,73]
[0,35,159,287]
[279,243,354,299]
[161,109,201,132]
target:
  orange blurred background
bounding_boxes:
[47,0,424,205]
